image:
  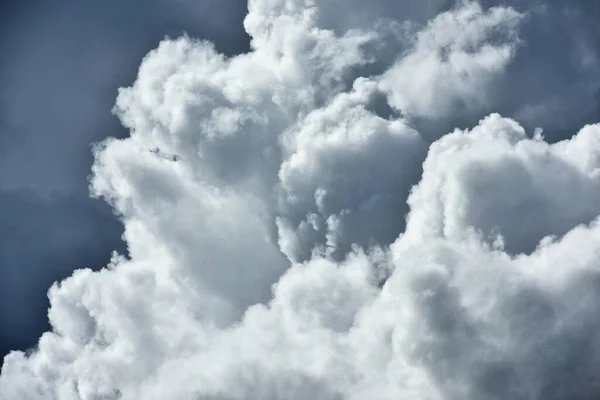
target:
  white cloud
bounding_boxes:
[379,2,523,123]
[3,1,600,399]
[403,113,600,254]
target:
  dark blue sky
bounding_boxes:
[0,0,249,363]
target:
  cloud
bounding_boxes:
[479,0,600,141]
[3,0,600,399]
[403,113,600,254]
[276,78,427,261]
[380,2,523,123]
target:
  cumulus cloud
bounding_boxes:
[276,78,427,261]
[404,113,600,254]
[3,0,600,399]
[380,2,522,123]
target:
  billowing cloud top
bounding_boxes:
[2,0,600,399]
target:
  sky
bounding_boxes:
[1,0,600,399]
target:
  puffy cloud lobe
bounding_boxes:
[277,77,427,262]
[404,114,600,254]
[91,136,287,318]
[3,1,600,399]
[379,2,523,133]
[383,221,600,400]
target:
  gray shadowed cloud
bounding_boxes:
[428,0,600,142]
[484,0,600,142]
[0,0,249,362]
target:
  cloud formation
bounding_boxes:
[3,0,600,399]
